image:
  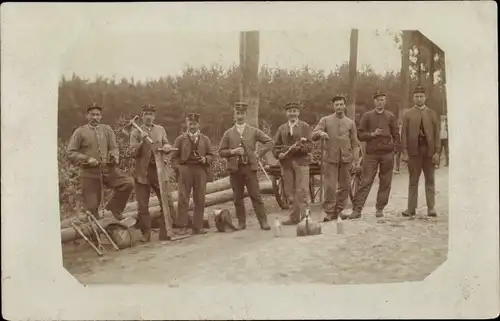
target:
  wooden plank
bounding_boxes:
[154,147,175,240]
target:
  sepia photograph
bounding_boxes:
[58,29,450,285]
[2,2,498,320]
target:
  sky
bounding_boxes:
[61,29,402,81]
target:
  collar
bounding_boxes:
[288,119,298,127]
[143,123,154,131]
[187,129,200,137]
[88,124,100,130]
[414,105,427,111]
[235,122,246,128]
[374,108,385,114]
[334,112,345,119]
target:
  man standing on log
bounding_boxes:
[218,102,273,231]
[273,102,314,225]
[342,91,400,220]
[401,86,441,217]
[129,104,176,242]
[171,113,214,235]
[312,95,361,222]
[67,103,134,221]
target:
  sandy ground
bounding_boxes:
[63,166,449,285]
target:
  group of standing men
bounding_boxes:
[66,85,443,244]
[272,85,443,224]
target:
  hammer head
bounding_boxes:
[122,115,140,133]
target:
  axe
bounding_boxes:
[123,115,178,153]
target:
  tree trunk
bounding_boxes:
[61,181,274,243]
[400,30,412,120]
[239,31,260,127]
[347,29,359,120]
[60,176,233,229]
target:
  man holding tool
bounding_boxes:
[401,86,441,217]
[342,91,400,220]
[129,104,177,242]
[67,103,134,221]
[312,95,361,222]
[272,101,314,225]
[218,102,274,231]
[171,112,215,235]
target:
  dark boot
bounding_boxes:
[237,220,247,230]
[140,230,151,243]
[259,216,271,230]
[323,212,338,222]
[192,228,208,235]
[282,218,300,226]
[342,210,362,220]
[427,208,437,217]
[402,209,416,217]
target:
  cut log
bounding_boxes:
[61,181,273,243]
[60,176,232,229]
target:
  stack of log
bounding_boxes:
[60,177,273,243]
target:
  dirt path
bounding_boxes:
[63,167,449,285]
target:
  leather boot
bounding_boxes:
[192,228,208,235]
[237,219,247,230]
[259,216,271,231]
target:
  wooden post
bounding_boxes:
[239,31,260,128]
[400,30,411,121]
[441,51,448,115]
[347,29,359,120]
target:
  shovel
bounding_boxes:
[296,208,322,237]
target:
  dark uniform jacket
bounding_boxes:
[170,132,215,182]
[130,124,170,185]
[218,124,273,173]
[402,105,441,157]
[67,124,119,178]
[358,109,401,155]
[272,120,314,166]
[312,114,360,164]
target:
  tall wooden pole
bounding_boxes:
[400,30,411,121]
[239,31,260,127]
[347,29,359,120]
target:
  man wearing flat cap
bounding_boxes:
[129,104,177,242]
[401,86,441,217]
[343,90,401,220]
[219,102,274,231]
[312,95,361,222]
[171,112,214,235]
[67,103,134,221]
[273,102,314,225]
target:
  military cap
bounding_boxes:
[233,102,248,112]
[372,90,386,100]
[87,102,102,113]
[331,95,347,103]
[413,86,426,94]
[285,101,301,110]
[186,112,200,122]
[141,104,156,112]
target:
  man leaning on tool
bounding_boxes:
[171,112,215,235]
[67,103,134,221]
[312,95,361,222]
[218,102,273,231]
[342,90,401,220]
[401,86,441,217]
[273,101,314,225]
[129,104,177,242]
